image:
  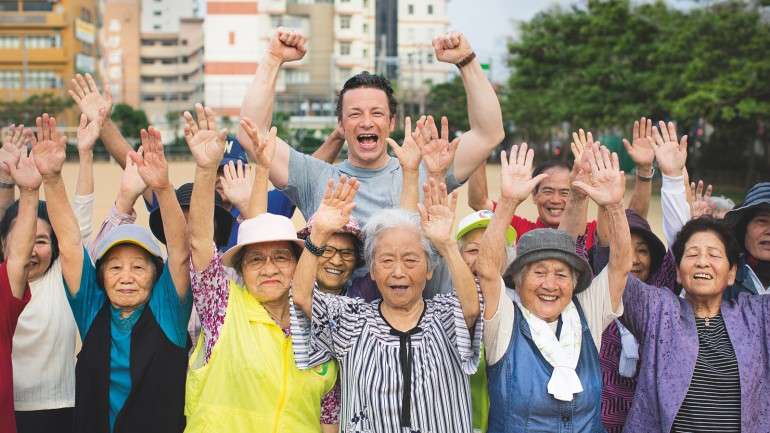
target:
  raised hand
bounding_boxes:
[500,143,549,203]
[183,103,227,170]
[572,144,625,207]
[4,148,41,191]
[267,28,307,63]
[387,116,424,172]
[68,73,112,122]
[120,147,147,198]
[623,117,655,172]
[652,121,687,177]
[0,124,28,183]
[220,160,255,210]
[432,31,473,65]
[418,178,459,251]
[76,108,108,153]
[240,117,277,169]
[570,128,596,191]
[312,175,359,238]
[419,116,460,178]
[31,114,67,178]
[130,127,170,190]
[688,179,714,219]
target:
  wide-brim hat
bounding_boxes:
[455,210,517,246]
[625,209,666,273]
[502,228,593,294]
[724,182,770,242]
[93,224,164,262]
[149,183,234,248]
[221,213,305,268]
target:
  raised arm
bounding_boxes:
[559,129,594,240]
[433,32,504,181]
[219,160,255,217]
[186,104,227,271]
[0,125,27,223]
[418,116,460,184]
[240,118,278,218]
[652,121,689,247]
[3,148,42,298]
[624,117,655,218]
[237,29,306,188]
[467,163,494,211]
[130,127,190,297]
[32,115,83,295]
[294,176,359,318]
[74,109,107,240]
[476,143,548,319]
[311,126,345,164]
[419,179,479,329]
[572,144,631,310]
[387,116,423,211]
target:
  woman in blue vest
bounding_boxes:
[38,121,192,433]
[475,143,632,432]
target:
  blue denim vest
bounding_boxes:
[487,298,605,433]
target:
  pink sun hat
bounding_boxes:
[221,213,305,267]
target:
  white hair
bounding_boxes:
[363,208,439,273]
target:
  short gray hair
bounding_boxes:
[511,262,578,290]
[363,208,439,274]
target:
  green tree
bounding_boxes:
[425,76,469,135]
[165,111,182,143]
[111,103,149,141]
[0,93,73,125]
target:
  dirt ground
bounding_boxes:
[57,161,666,242]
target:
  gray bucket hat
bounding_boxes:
[502,228,593,294]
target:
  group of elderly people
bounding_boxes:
[1,28,770,433]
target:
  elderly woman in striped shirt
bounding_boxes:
[291,176,483,433]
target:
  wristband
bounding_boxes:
[304,237,326,257]
[636,166,654,182]
[0,178,14,188]
[456,52,476,69]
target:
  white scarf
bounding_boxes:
[515,299,583,401]
[616,319,639,378]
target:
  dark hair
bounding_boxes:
[532,160,572,193]
[672,217,741,268]
[95,248,164,289]
[335,72,397,120]
[0,200,59,271]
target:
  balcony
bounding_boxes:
[0,47,67,65]
[0,11,67,28]
[141,81,200,95]
[334,1,361,14]
[140,44,202,59]
[140,62,202,77]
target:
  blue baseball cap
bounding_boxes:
[220,134,248,168]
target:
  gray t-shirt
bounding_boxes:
[281,148,464,296]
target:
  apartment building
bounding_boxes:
[0,0,98,124]
[396,0,451,90]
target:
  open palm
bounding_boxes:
[388,116,423,172]
[76,108,107,153]
[572,145,625,206]
[313,176,359,237]
[419,116,459,177]
[241,118,277,169]
[31,115,66,177]
[69,73,112,122]
[132,127,170,190]
[7,150,42,190]
[500,143,548,203]
[652,121,687,177]
[184,103,226,169]
[623,117,655,168]
[418,179,458,248]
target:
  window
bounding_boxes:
[285,70,309,84]
[141,58,155,64]
[426,52,433,63]
[0,70,21,88]
[153,10,161,16]
[407,4,413,14]
[0,2,19,12]
[339,67,352,79]
[141,39,155,46]
[362,23,368,33]
[141,77,155,83]
[24,34,61,49]
[153,24,161,30]
[363,48,368,58]
[340,15,351,29]
[270,15,282,28]
[0,35,20,49]
[340,0,350,3]
[427,4,433,14]
[80,7,93,21]
[362,0,368,7]
[25,70,62,89]
[142,95,156,102]
[22,1,53,11]
[339,41,351,56]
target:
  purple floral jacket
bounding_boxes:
[621,276,770,433]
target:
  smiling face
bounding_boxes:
[677,230,736,298]
[459,228,485,273]
[744,210,770,261]
[2,218,54,282]
[316,233,357,294]
[338,87,396,169]
[516,259,576,322]
[532,167,571,227]
[100,244,157,312]
[630,232,652,282]
[240,241,298,304]
[371,227,432,309]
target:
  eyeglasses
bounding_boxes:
[321,245,357,262]
[242,249,296,270]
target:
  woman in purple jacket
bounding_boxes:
[622,216,770,433]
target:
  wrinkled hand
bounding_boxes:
[312,175,359,238]
[432,32,473,65]
[184,103,227,170]
[68,73,112,122]
[130,127,170,190]
[220,160,255,209]
[241,118,277,169]
[267,28,307,63]
[688,179,714,219]
[500,143,549,203]
[419,116,460,178]
[76,108,108,153]
[31,114,67,178]
[570,128,596,191]
[418,178,458,250]
[387,116,424,172]
[4,148,41,191]
[120,147,147,198]
[0,124,28,182]
[571,144,625,207]
[623,117,655,171]
[652,121,687,177]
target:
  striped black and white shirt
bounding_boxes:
[671,314,741,433]
[291,288,483,433]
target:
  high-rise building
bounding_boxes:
[0,0,99,125]
[101,0,142,107]
[396,0,452,91]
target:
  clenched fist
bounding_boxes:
[267,28,307,63]
[432,32,473,65]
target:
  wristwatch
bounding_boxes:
[636,167,655,182]
[456,52,476,69]
[304,237,326,257]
